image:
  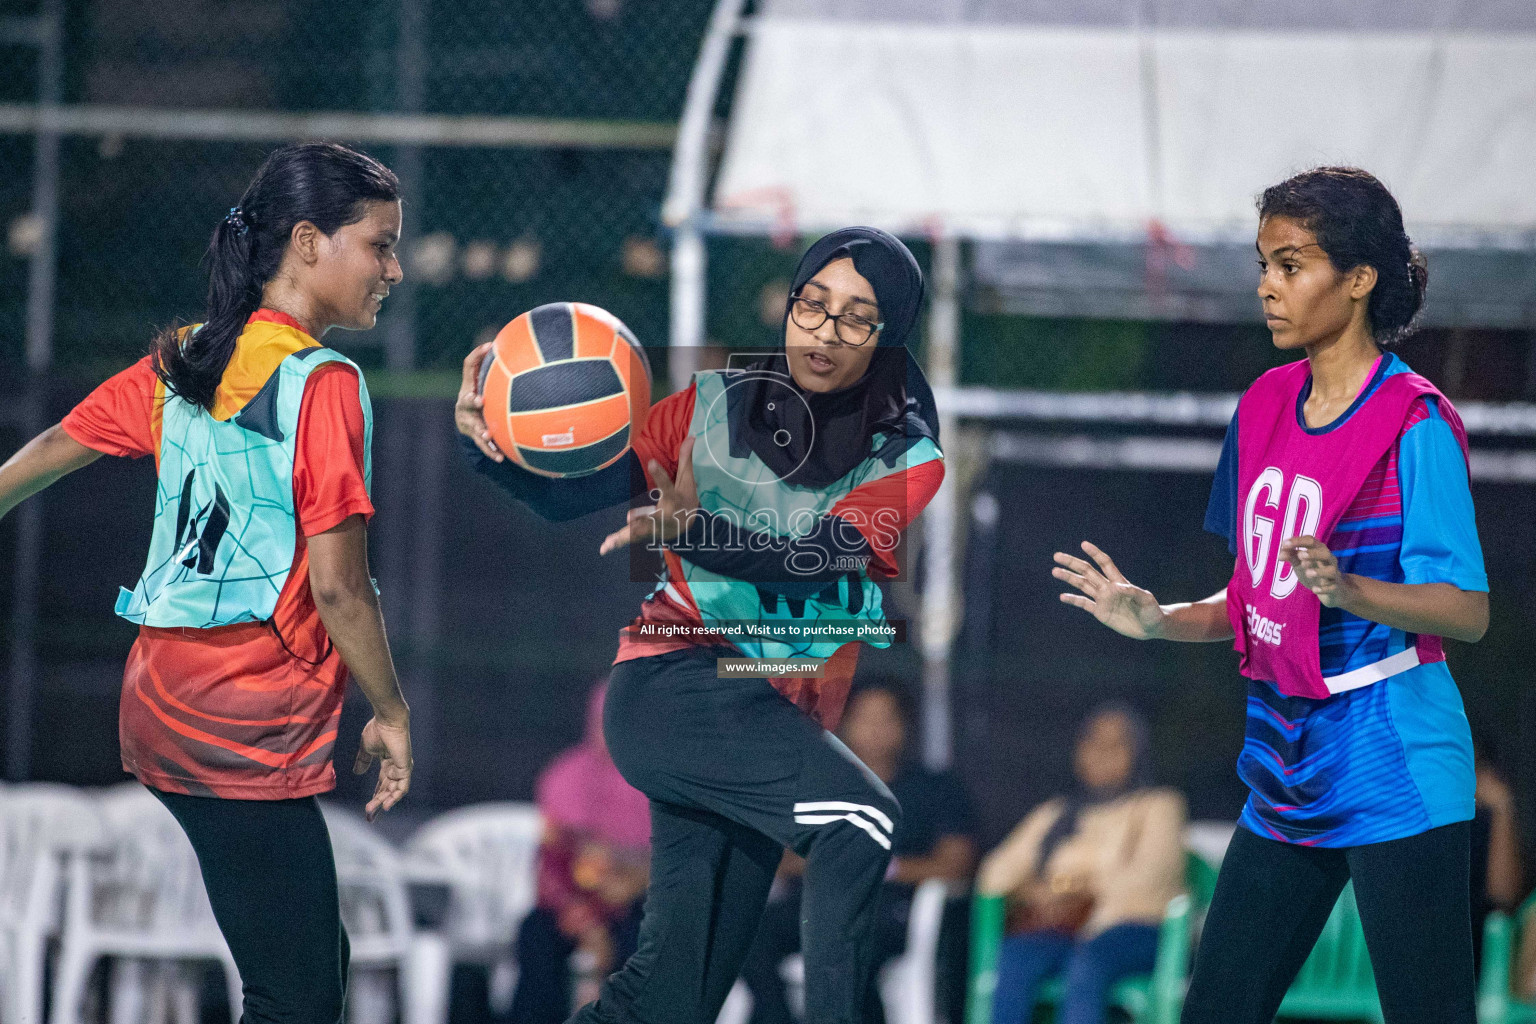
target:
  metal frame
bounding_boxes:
[0,104,678,150]
[662,2,974,767]
[7,0,63,783]
[661,7,1536,769]
[939,388,1536,435]
[662,0,753,388]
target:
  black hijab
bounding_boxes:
[729,227,940,489]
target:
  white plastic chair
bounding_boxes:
[878,879,953,1024]
[48,785,241,1024]
[718,878,956,1024]
[318,803,440,1024]
[0,784,106,1024]
[402,803,543,1024]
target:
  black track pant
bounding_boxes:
[1181,821,1474,1024]
[570,648,901,1024]
[152,789,350,1024]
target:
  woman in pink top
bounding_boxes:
[509,683,651,1023]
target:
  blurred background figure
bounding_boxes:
[977,703,1185,1024]
[508,682,650,1023]
[1471,726,1524,975]
[737,678,978,1024]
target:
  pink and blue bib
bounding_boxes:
[1206,353,1485,846]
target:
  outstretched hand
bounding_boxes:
[455,342,503,462]
[599,436,700,556]
[354,717,413,822]
[1052,541,1166,640]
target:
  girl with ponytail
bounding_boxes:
[0,141,410,1024]
[1053,167,1488,1024]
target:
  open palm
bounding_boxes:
[1052,541,1165,640]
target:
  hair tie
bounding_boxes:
[224,206,250,236]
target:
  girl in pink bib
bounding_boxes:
[1053,168,1487,1024]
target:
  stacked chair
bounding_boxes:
[401,803,544,1024]
[1478,893,1536,1024]
[0,788,548,1024]
[1274,882,1382,1022]
[49,783,242,1024]
[1,785,107,1024]
[716,878,960,1024]
[318,803,428,1024]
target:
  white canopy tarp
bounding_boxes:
[712,0,1536,246]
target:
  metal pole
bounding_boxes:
[668,229,706,391]
[385,0,425,371]
[0,104,678,149]
[662,0,749,391]
[8,0,63,780]
[921,234,962,770]
[24,0,63,373]
[7,393,46,781]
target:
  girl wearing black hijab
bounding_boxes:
[455,227,944,1024]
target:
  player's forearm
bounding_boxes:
[459,433,637,521]
[890,836,977,885]
[1335,577,1488,643]
[314,587,410,725]
[675,511,868,593]
[0,424,102,520]
[1484,801,1524,908]
[1152,588,1234,642]
[976,830,1045,896]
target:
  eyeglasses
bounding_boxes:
[788,296,883,347]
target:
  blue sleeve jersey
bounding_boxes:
[1203,354,1486,847]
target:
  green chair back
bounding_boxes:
[967,892,1006,1024]
[966,849,1217,1024]
[1185,850,1219,910]
[1478,891,1536,1024]
[1276,882,1383,1020]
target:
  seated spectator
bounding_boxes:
[739,677,978,1024]
[1472,728,1524,980]
[978,702,1185,1024]
[508,682,651,1023]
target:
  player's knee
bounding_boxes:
[240,978,345,1024]
[278,960,348,1024]
[814,793,902,862]
[300,984,348,1024]
[876,793,903,850]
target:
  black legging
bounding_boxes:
[1182,821,1474,1024]
[571,647,901,1024]
[152,789,350,1024]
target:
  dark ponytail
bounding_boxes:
[1257,166,1428,346]
[152,142,400,410]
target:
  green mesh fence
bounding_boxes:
[1,0,718,379]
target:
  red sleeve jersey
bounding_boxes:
[63,329,373,800]
[629,381,696,488]
[63,355,373,534]
[60,356,160,458]
[614,379,943,730]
